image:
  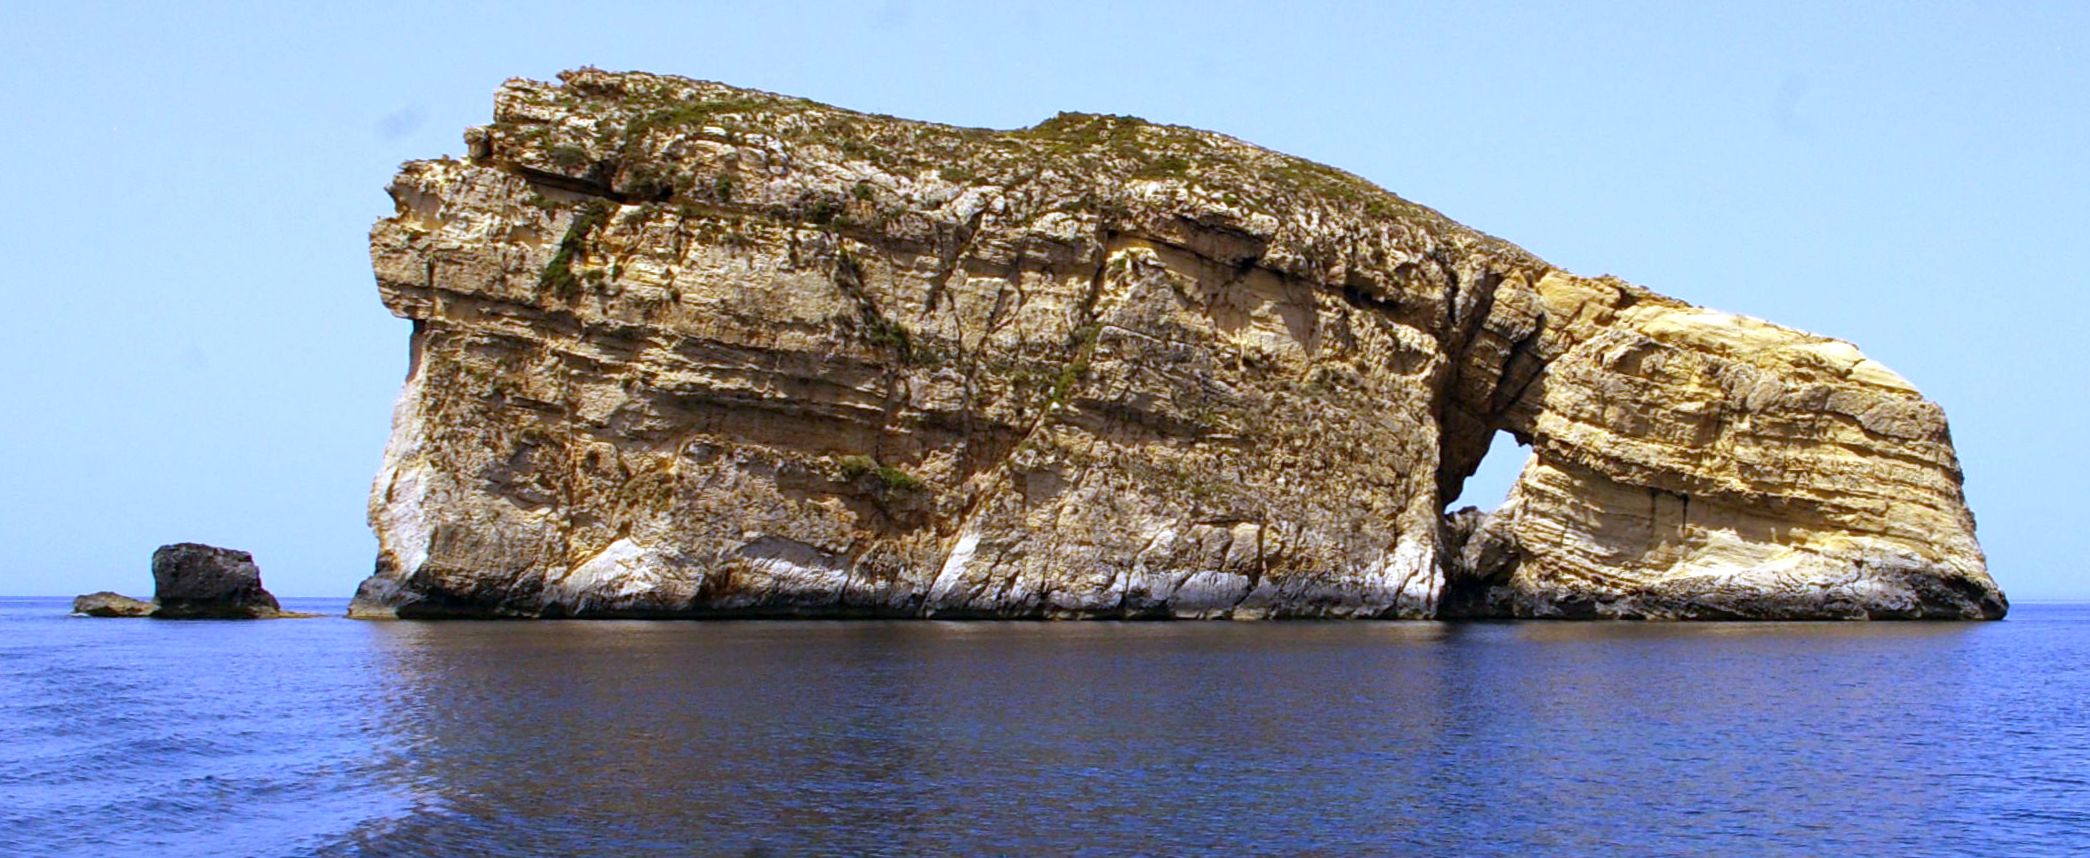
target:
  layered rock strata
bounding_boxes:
[350,69,2004,620]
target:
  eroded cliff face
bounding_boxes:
[349,69,2004,620]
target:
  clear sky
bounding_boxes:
[2,2,2083,600]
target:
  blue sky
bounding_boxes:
[1,2,2082,600]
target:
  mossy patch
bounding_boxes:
[837,454,925,492]
[1050,322,1105,404]
[486,69,1491,286]
[546,144,591,170]
[538,200,613,301]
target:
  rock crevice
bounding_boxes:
[348,69,2003,620]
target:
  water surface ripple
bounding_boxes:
[3,599,2084,855]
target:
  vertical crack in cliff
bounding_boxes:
[1429,257,1523,508]
[926,226,1120,609]
[921,203,990,315]
[1485,324,1547,434]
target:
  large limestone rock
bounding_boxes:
[349,69,2004,620]
[1440,277,2002,618]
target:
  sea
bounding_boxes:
[2,597,2085,856]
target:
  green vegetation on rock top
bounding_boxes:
[478,67,1514,263]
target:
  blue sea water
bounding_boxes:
[2,598,2085,856]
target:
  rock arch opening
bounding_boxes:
[1436,427,1529,618]
[1445,429,1529,513]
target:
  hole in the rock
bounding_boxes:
[1457,430,1530,511]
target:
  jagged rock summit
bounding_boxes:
[349,69,2004,620]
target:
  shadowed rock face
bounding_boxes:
[151,543,284,619]
[72,543,294,619]
[349,69,2004,620]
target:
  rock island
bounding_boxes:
[349,69,2005,620]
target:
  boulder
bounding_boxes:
[149,543,285,619]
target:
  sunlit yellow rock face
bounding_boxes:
[1460,274,1998,618]
[349,69,2004,620]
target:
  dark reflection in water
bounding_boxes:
[5,601,2087,856]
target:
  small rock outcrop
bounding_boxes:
[348,69,2005,620]
[71,591,154,618]
[74,543,299,619]
[150,543,285,618]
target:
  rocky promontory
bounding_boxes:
[349,69,2005,620]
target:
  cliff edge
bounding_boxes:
[350,69,2004,620]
